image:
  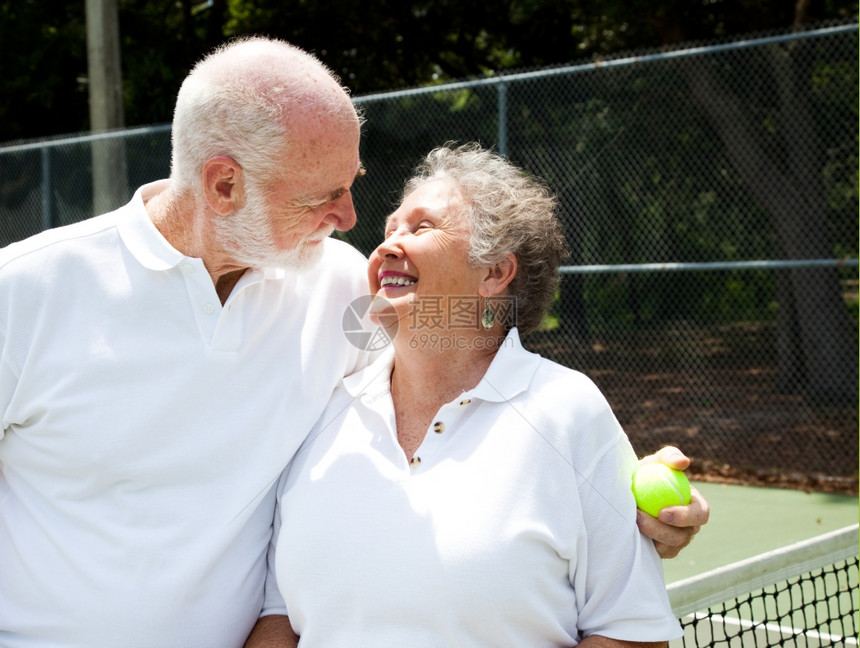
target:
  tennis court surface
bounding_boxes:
[665,481,858,646]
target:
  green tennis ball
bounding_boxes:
[631,463,692,518]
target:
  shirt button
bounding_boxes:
[459,399,471,406]
[432,421,445,434]
[204,303,215,314]
[410,456,421,467]
[182,263,194,273]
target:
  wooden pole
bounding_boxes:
[86,0,128,215]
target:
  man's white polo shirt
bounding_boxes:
[271,328,682,646]
[0,180,375,647]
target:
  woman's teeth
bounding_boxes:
[380,276,416,287]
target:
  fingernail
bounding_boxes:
[665,448,684,462]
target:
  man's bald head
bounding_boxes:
[170,37,361,195]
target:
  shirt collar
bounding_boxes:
[116,179,287,281]
[116,180,185,271]
[467,328,542,403]
[342,328,541,405]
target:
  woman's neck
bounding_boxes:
[389,332,502,460]
[391,346,490,403]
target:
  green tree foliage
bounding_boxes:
[0,0,855,401]
[0,0,855,142]
[0,1,88,141]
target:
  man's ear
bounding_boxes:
[478,253,517,297]
[202,156,243,215]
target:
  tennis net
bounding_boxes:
[668,524,858,647]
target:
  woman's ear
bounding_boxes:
[478,253,517,297]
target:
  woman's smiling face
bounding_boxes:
[367,178,487,331]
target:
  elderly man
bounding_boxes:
[0,37,370,647]
[0,37,706,648]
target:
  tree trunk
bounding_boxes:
[679,43,856,403]
[773,269,805,393]
[86,0,127,215]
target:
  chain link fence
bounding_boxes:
[1,21,857,491]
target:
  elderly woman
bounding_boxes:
[259,144,684,646]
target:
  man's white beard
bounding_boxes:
[215,189,332,272]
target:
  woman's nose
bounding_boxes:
[374,231,405,259]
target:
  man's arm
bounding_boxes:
[636,446,711,559]
[243,615,298,648]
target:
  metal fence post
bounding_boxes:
[497,80,508,157]
[40,146,52,231]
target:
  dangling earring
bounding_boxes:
[481,298,495,330]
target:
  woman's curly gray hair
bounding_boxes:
[403,143,569,334]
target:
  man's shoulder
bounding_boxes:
[271,237,369,318]
[0,212,122,274]
[320,237,368,267]
[311,237,369,290]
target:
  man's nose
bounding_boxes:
[323,191,357,232]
